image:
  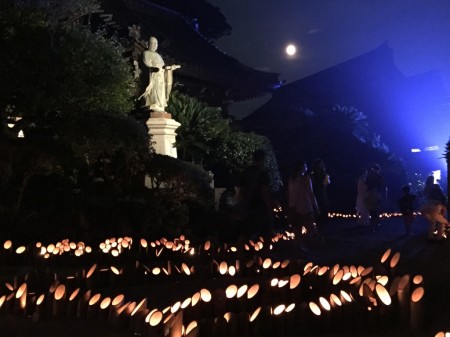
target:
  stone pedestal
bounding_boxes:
[146,113,181,158]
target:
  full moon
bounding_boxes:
[285,44,297,56]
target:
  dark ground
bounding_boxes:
[1,215,450,336]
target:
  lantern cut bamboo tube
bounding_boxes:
[99,297,111,321]
[246,306,261,337]
[66,288,80,318]
[185,320,199,337]
[133,308,150,337]
[86,293,101,319]
[242,283,260,314]
[168,310,183,337]
[388,252,401,276]
[110,302,131,328]
[52,284,66,317]
[198,288,213,320]
[397,274,410,326]
[410,286,425,331]
[76,289,91,318]
[108,294,125,322]
[147,310,164,337]
[32,294,46,322]
[130,298,148,334]
[14,282,27,317]
[224,312,238,337]
[271,304,287,337]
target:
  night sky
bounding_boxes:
[208,0,450,176]
[209,0,450,89]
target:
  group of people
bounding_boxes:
[228,149,448,246]
[233,151,330,247]
[356,164,449,240]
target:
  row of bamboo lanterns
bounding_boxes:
[0,245,427,335]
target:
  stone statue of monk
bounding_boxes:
[139,36,180,112]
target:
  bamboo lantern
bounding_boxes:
[147,310,164,337]
[224,286,237,313]
[397,274,410,326]
[410,287,425,331]
[131,299,148,336]
[380,248,392,269]
[248,306,263,337]
[412,275,424,286]
[219,261,228,275]
[32,294,45,322]
[224,312,238,337]
[375,284,391,306]
[99,297,111,321]
[199,288,213,320]
[53,284,66,317]
[388,276,401,296]
[85,263,97,289]
[66,288,80,318]
[185,321,199,337]
[76,290,91,318]
[15,282,27,316]
[140,238,148,255]
[109,294,125,321]
[87,293,101,319]
[188,292,201,322]
[360,266,373,278]
[271,304,286,336]
[389,252,401,276]
[243,283,260,313]
[307,301,322,332]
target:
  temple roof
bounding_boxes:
[101,0,282,104]
[243,42,449,158]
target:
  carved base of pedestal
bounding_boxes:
[146,116,180,158]
[150,111,172,119]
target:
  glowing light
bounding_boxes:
[309,302,321,316]
[285,44,297,56]
[375,284,391,305]
[273,304,285,315]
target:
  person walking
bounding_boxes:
[310,158,331,228]
[398,185,416,236]
[420,175,448,241]
[287,158,321,247]
[356,168,370,227]
[236,149,273,240]
[364,164,387,232]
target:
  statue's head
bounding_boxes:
[149,36,158,52]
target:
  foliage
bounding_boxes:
[146,154,213,203]
[168,91,230,164]
[0,3,135,136]
[168,92,282,192]
[0,1,156,239]
[212,131,283,192]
